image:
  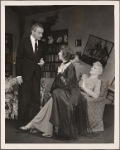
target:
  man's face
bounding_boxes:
[32,27,44,40]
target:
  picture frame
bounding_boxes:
[81,34,114,67]
[75,39,81,47]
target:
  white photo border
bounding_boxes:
[1,1,119,149]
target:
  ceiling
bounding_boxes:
[9,6,72,16]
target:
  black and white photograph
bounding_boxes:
[1,1,119,149]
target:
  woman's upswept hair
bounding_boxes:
[61,45,75,61]
[93,61,103,75]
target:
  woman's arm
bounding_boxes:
[81,79,101,99]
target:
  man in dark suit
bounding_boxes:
[16,23,46,127]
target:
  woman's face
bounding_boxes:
[90,65,100,75]
[58,50,64,61]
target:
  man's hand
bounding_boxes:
[16,76,23,85]
[38,58,45,66]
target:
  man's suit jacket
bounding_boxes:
[16,37,46,80]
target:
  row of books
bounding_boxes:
[41,72,57,78]
[42,63,60,71]
[106,90,114,104]
[45,54,60,62]
[106,94,114,100]
[47,44,67,53]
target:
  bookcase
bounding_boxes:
[106,85,114,104]
[5,33,13,77]
[42,29,68,78]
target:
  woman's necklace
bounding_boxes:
[62,61,69,64]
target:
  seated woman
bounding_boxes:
[79,61,103,99]
[20,46,91,139]
[79,61,104,132]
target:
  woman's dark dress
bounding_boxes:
[50,62,82,139]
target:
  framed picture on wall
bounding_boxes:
[75,39,81,47]
[81,34,114,67]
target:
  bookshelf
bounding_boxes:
[106,85,114,104]
[42,29,68,78]
[5,33,13,77]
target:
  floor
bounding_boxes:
[5,105,114,144]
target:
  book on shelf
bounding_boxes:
[106,95,114,101]
[41,72,57,78]
[45,54,60,62]
[42,63,59,72]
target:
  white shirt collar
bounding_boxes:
[30,35,38,43]
[30,35,38,52]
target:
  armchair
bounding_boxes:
[5,77,19,120]
[85,80,109,132]
[5,77,47,120]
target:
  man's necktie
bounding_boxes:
[35,40,38,54]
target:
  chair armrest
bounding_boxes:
[84,80,110,103]
[91,80,110,103]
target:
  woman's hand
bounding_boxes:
[82,74,88,80]
[79,74,88,91]
[82,79,86,89]
[81,78,86,91]
[57,66,63,74]
[81,77,100,99]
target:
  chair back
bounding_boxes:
[96,80,110,102]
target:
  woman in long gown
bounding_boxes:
[79,61,104,132]
[49,50,82,139]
